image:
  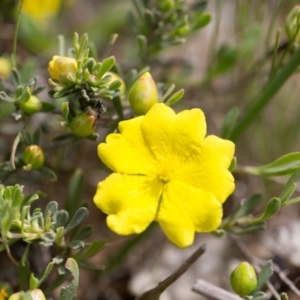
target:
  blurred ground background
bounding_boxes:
[1,0,300,299]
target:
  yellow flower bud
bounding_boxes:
[70,112,97,137]
[8,291,27,300]
[22,145,45,169]
[48,56,77,83]
[19,95,42,114]
[128,72,159,116]
[230,262,257,296]
[30,289,46,300]
[286,5,300,43]
[0,57,11,78]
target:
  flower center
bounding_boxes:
[156,159,173,183]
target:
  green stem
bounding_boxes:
[230,45,300,142]
[281,196,300,207]
[10,132,22,170]
[12,0,24,69]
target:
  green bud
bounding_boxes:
[286,5,300,43]
[230,262,257,296]
[19,95,42,114]
[22,145,45,169]
[128,72,159,116]
[159,0,175,12]
[70,112,97,137]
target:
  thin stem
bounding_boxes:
[269,29,281,79]
[206,0,222,73]
[1,231,19,266]
[281,195,300,207]
[10,132,22,170]
[12,0,24,69]
[192,279,243,300]
[265,0,282,49]
[137,244,207,300]
[58,35,65,57]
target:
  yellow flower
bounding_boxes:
[0,287,8,300]
[0,57,11,78]
[48,56,77,84]
[22,0,61,22]
[94,103,235,247]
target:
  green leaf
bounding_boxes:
[32,86,45,95]
[255,260,273,292]
[0,91,15,102]
[29,273,39,290]
[72,225,93,241]
[45,201,58,218]
[68,240,85,250]
[55,210,69,228]
[11,68,21,87]
[251,152,300,176]
[19,259,30,291]
[221,107,240,139]
[78,260,105,271]
[230,194,263,221]
[66,169,84,218]
[165,89,184,106]
[60,258,79,300]
[280,167,300,203]
[74,240,106,261]
[63,207,89,235]
[231,224,265,235]
[252,198,281,224]
[191,13,211,31]
[137,35,148,54]
[62,102,69,121]
[40,101,55,112]
[98,56,115,79]
[230,45,300,141]
[37,261,55,288]
[228,157,237,172]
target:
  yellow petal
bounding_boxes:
[141,103,175,161]
[141,104,207,166]
[171,108,207,159]
[173,135,235,203]
[157,181,222,248]
[94,173,163,235]
[98,117,156,174]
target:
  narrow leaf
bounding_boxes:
[63,207,89,235]
[221,107,240,139]
[255,260,273,292]
[60,258,79,300]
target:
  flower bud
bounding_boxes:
[30,289,46,300]
[159,0,175,12]
[230,262,257,296]
[286,5,300,44]
[70,112,97,137]
[8,289,46,300]
[0,57,11,78]
[128,72,159,116]
[22,145,45,169]
[19,95,42,114]
[48,56,77,84]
